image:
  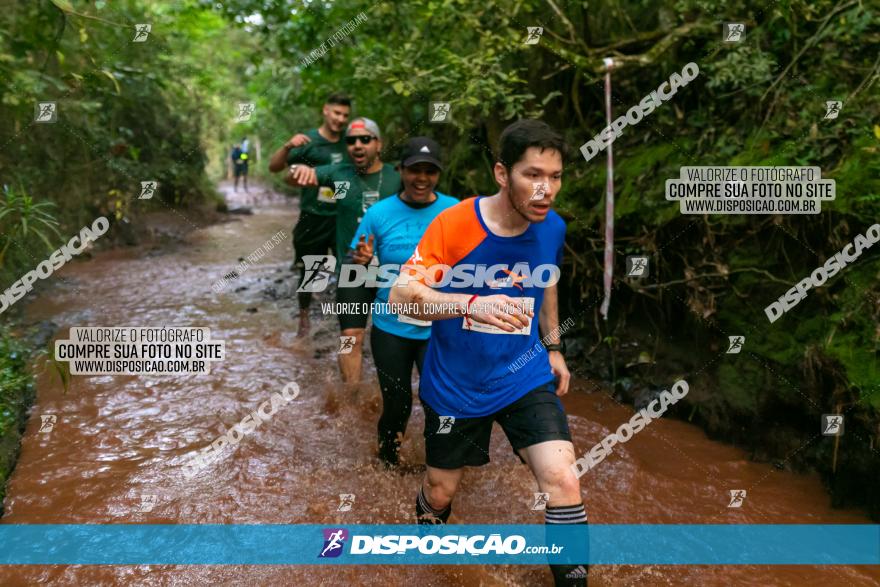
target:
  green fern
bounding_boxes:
[0,185,62,269]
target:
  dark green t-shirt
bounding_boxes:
[286,128,348,216]
[314,162,401,256]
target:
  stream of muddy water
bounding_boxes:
[1,183,877,586]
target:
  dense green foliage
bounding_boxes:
[0,0,254,284]
[0,333,33,512]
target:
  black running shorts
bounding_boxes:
[292,211,336,263]
[336,281,376,331]
[422,381,571,469]
[292,211,336,309]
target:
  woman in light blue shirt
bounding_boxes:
[349,137,457,467]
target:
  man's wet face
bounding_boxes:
[508,147,563,222]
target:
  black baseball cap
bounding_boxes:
[400,137,443,170]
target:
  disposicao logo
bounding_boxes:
[319,528,349,558]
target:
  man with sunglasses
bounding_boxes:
[287,117,400,384]
[269,92,351,337]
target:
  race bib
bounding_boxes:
[462,297,534,335]
[362,191,380,212]
[317,186,336,203]
[398,314,432,327]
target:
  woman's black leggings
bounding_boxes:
[370,325,428,464]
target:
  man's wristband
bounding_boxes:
[544,342,564,353]
[464,294,479,327]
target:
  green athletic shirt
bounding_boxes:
[314,162,401,256]
[285,128,348,216]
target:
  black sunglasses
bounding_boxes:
[345,135,376,145]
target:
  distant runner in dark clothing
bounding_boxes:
[231,143,249,192]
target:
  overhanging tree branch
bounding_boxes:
[637,268,794,290]
[540,20,715,73]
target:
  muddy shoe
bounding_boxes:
[378,454,399,471]
[378,439,401,469]
[551,564,588,586]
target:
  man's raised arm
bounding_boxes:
[268,133,311,172]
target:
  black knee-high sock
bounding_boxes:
[545,503,588,586]
[415,486,451,524]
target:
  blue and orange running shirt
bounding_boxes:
[404,196,566,417]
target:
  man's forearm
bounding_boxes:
[539,284,560,344]
[268,145,291,172]
[284,165,316,187]
[389,280,471,321]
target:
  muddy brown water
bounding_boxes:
[1,182,877,586]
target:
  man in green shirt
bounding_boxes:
[286,117,400,384]
[269,92,351,337]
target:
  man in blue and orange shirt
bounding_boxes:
[390,119,586,586]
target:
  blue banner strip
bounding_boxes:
[0,524,876,565]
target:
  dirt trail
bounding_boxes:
[1,182,877,586]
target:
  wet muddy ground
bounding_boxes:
[1,183,877,586]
